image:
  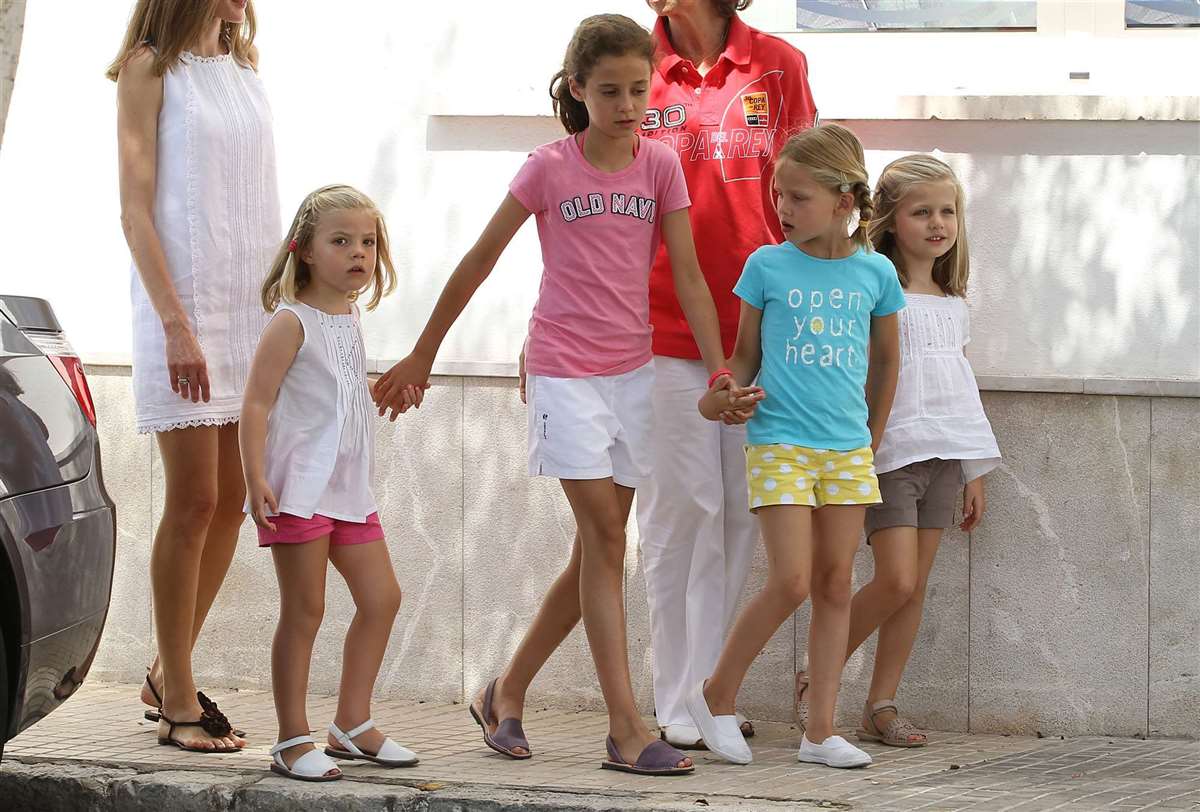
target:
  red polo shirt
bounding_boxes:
[644,15,817,358]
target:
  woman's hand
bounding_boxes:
[164,320,210,403]
[247,478,278,532]
[960,477,986,532]
[373,353,433,421]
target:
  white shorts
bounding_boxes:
[526,360,655,488]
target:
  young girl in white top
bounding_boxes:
[240,185,419,782]
[838,154,1000,748]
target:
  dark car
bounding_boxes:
[0,295,116,759]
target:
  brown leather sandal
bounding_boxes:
[143,673,245,738]
[157,707,241,753]
[856,699,927,748]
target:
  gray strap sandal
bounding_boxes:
[602,736,694,776]
[469,677,532,759]
[856,699,928,747]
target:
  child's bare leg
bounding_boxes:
[326,538,403,754]
[476,533,583,756]
[866,529,942,727]
[844,527,919,659]
[804,505,865,744]
[561,478,689,769]
[271,537,337,773]
[704,505,812,714]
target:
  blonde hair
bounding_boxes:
[775,123,873,250]
[106,0,257,81]
[262,185,397,313]
[868,154,970,297]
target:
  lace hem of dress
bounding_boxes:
[136,415,239,435]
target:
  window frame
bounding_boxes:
[753,0,1200,35]
[791,1,1038,34]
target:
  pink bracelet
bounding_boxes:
[707,367,734,388]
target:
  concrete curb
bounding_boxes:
[1,758,846,811]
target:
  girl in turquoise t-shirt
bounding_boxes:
[694,123,904,769]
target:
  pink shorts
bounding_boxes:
[257,512,385,548]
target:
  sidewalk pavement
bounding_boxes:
[2,682,1198,811]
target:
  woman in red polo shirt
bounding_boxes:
[637,0,817,748]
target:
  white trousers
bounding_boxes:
[636,356,759,727]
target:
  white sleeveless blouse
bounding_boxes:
[130,50,281,433]
[874,293,1001,482]
[255,302,376,522]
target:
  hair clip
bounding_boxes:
[287,239,297,253]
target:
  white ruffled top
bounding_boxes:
[252,302,376,522]
[874,293,1001,482]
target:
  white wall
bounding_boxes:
[0,0,1196,379]
[0,0,25,147]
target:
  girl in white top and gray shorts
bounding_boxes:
[805,155,1000,750]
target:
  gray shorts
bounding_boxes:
[864,458,962,540]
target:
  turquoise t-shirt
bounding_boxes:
[733,242,905,451]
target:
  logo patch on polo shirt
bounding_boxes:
[741,92,769,127]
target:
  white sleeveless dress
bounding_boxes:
[130,50,281,433]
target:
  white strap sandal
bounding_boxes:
[269,735,342,782]
[325,719,420,767]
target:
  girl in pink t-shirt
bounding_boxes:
[374,14,759,776]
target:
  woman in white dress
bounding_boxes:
[109,0,279,752]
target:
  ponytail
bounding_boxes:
[850,180,874,250]
[549,69,590,134]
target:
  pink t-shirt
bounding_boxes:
[509,134,691,378]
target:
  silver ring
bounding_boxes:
[178,376,190,385]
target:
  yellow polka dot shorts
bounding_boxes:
[745,444,882,511]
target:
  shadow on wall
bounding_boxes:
[422,115,1199,381]
[0,0,27,149]
[849,119,1199,381]
[458,377,611,710]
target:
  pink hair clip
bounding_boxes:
[287,239,297,252]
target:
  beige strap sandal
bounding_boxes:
[856,699,927,748]
[793,671,809,732]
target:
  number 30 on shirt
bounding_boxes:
[642,105,688,130]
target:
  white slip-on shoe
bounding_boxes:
[797,733,872,768]
[659,723,705,749]
[684,682,752,764]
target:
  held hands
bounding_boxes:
[960,477,986,532]
[164,320,210,403]
[372,353,433,421]
[247,478,278,532]
[697,373,765,424]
